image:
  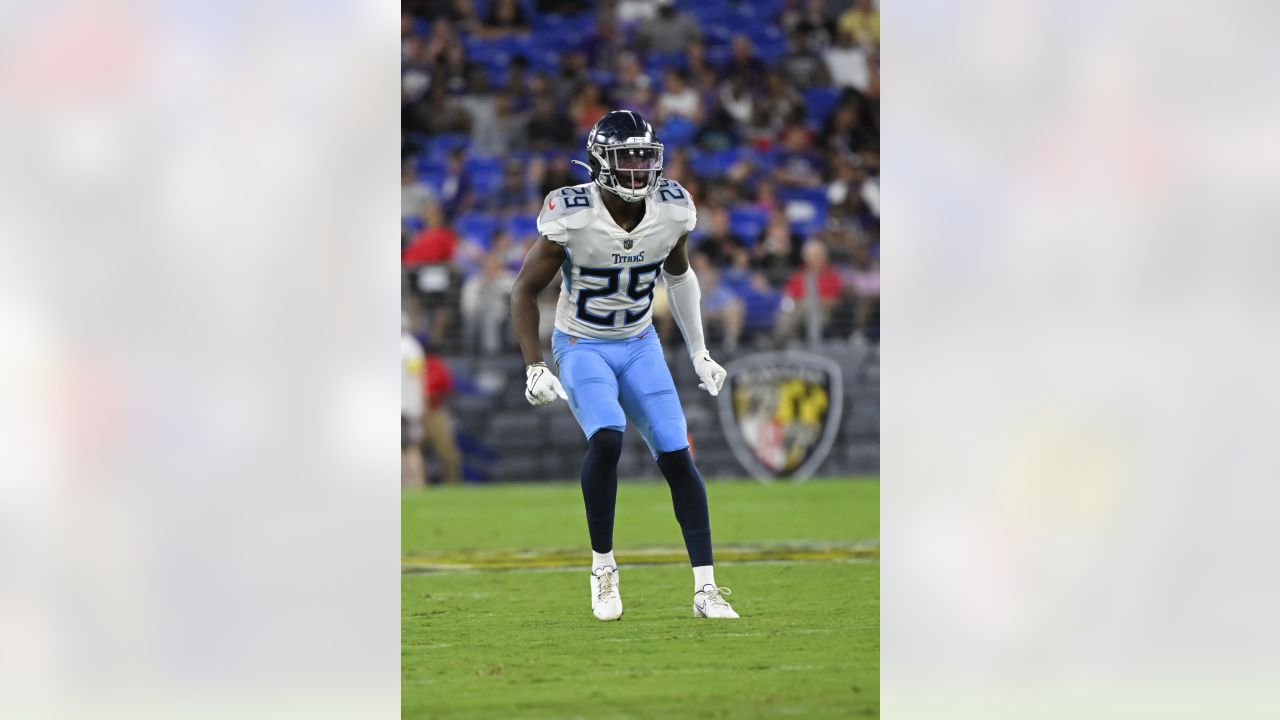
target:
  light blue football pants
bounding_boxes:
[551,325,689,458]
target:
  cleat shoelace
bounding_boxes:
[596,570,616,602]
[700,586,733,610]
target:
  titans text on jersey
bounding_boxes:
[536,178,697,341]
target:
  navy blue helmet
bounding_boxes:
[574,110,664,203]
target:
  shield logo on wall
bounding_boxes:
[622,238,634,251]
[717,351,844,482]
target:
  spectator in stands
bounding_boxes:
[571,82,610,132]
[436,148,474,219]
[824,28,871,92]
[685,42,717,88]
[585,11,629,75]
[845,243,879,344]
[404,200,459,267]
[693,206,744,268]
[402,312,426,489]
[723,35,766,84]
[754,211,802,287]
[636,0,701,55]
[527,96,577,151]
[822,95,877,157]
[523,70,554,112]
[783,0,837,50]
[611,52,652,110]
[402,161,436,220]
[776,240,844,344]
[480,159,540,216]
[481,0,531,37]
[436,38,473,94]
[503,54,531,96]
[827,156,879,233]
[553,50,591,105]
[401,35,432,102]
[539,158,578,196]
[663,148,693,185]
[839,0,880,50]
[656,68,702,124]
[691,252,744,353]
[422,348,463,485]
[418,83,471,135]
[773,123,825,188]
[780,29,832,88]
[719,74,755,129]
[752,70,804,140]
[461,253,517,354]
[460,68,502,152]
[753,180,780,214]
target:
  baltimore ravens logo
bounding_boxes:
[622,238,634,251]
[717,352,844,482]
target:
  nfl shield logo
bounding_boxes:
[717,351,844,482]
[622,238,634,250]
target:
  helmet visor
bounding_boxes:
[603,144,663,192]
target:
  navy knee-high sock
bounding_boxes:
[656,449,713,566]
[581,429,623,553]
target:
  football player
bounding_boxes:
[511,111,739,621]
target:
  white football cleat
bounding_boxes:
[693,584,740,619]
[590,566,623,621]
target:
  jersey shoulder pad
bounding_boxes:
[655,178,696,232]
[537,184,595,235]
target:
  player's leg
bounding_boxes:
[401,415,425,489]
[618,331,737,617]
[553,333,627,620]
[424,407,463,485]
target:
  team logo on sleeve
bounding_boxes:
[717,352,844,482]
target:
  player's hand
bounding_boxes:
[691,351,727,397]
[525,362,568,406]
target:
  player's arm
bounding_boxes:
[662,235,727,396]
[511,236,569,406]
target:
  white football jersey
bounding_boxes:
[536,179,697,340]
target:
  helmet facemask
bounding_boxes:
[590,142,664,203]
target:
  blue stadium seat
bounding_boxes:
[691,147,742,178]
[728,207,769,244]
[505,214,539,242]
[532,12,564,32]
[470,167,505,197]
[464,155,502,177]
[403,216,424,234]
[426,134,471,160]
[660,117,697,147]
[455,213,499,249]
[804,87,842,127]
[415,157,447,182]
[778,187,830,237]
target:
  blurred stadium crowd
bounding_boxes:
[402,0,880,357]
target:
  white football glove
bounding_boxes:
[525,362,568,407]
[691,350,727,397]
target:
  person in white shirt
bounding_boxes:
[401,312,426,489]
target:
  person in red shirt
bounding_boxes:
[402,201,457,265]
[777,239,844,344]
[422,351,463,485]
[785,240,843,301]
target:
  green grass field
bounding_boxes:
[403,477,880,719]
